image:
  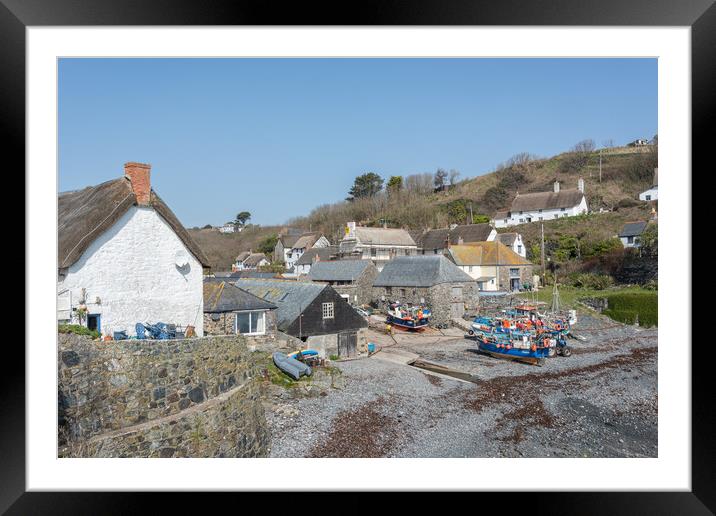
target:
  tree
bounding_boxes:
[448,169,461,187]
[347,172,384,200]
[387,175,403,194]
[572,139,596,154]
[433,168,448,190]
[257,233,279,255]
[235,211,251,226]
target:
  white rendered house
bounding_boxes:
[339,222,418,271]
[493,179,588,228]
[57,162,210,337]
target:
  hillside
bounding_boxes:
[187,225,281,272]
[287,145,658,243]
[189,145,657,272]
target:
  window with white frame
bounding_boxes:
[322,302,334,319]
[235,311,266,335]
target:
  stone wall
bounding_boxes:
[372,281,480,325]
[203,310,277,340]
[58,333,269,458]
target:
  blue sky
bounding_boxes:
[59,58,657,227]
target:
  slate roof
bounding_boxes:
[419,224,494,250]
[448,242,532,266]
[203,278,277,313]
[294,245,341,266]
[351,226,416,246]
[373,255,474,287]
[308,260,373,282]
[510,189,585,212]
[234,278,327,329]
[619,221,649,238]
[58,177,210,269]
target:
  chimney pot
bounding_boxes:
[124,162,152,206]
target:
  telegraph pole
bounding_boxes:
[599,149,602,183]
[540,223,546,280]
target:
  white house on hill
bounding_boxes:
[639,168,658,201]
[339,222,418,271]
[493,179,588,228]
[57,162,210,338]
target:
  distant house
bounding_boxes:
[293,245,341,276]
[493,179,588,228]
[274,231,330,270]
[372,255,479,324]
[339,222,418,271]
[639,168,658,201]
[308,260,379,306]
[415,223,497,255]
[496,232,527,258]
[619,221,649,248]
[628,138,651,147]
[447,241,533,292]
[219,223,238,233]
[57,162,211,337]
[235,278,368,357]
[273,228,303,263]
[203,278,277,337]
[232,251,270,271]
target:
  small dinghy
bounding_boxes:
[273,352,312,380]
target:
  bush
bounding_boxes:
[569,273,614,290]
[58,324,99,339]
[582,237,623,258]
[603,291,657,327]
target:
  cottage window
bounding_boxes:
[509,268,520,277]
[400,288,406,297]
[235,311,266,336]
[554,214,559,219]
[371,247,377,257]
[322,302,335,319]
[469,266,473,273]
[627,236,634,244]
[561,207,566,212]
[386,287,392,295]
[452,286,463,299]
[646,195,651,201]
[517,245,522,254]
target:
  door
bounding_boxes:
[451,302,464,318]
[338,331,357,358]
[87,314,101,333]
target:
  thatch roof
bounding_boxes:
[58,177,210,269]
[510,189,585,212]
[373,255,474,287]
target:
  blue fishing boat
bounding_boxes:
[386,303,431,331]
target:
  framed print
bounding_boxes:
[5,0,713,512]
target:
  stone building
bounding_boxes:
[372,255,479,324]
[57,162,211,337]
[447,241,533,291]
[203,278,278,338]
[307,259,379,306]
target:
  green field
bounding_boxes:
[518,286,657,327]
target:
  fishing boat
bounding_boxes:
[386,303,431,331]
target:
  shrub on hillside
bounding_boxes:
[569,273,614,290]
[582,237,623,258]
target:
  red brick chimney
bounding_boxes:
[124,162,152,206]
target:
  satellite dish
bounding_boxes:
[174,250,189,268]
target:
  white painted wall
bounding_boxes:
[493,196,588,228]
[58,206,204,337]
[639,187,658,201]
[457,265,498,291]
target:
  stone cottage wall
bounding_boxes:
[58,333,269,458]
[372,281,479,325]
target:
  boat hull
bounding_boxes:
[386,314,429,331]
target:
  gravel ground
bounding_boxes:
[264,312,657,458]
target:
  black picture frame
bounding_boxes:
[5,0,711,512]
